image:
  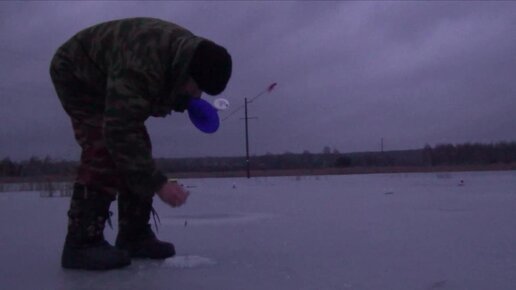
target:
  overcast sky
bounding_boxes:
[0,1,515,161]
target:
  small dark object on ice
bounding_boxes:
[384,191,394,195]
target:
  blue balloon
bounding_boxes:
[187,98,220,133]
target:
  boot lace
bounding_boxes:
[150,206,161,233]
[106,211,113,229]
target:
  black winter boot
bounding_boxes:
[61,184,131,270]
[116,192,175,259]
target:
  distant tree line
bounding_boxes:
[422,142,516,166]
[334,142,516,167]
[1,142,515,179]
[0,156,76,178]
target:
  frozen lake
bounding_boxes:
[1,171,516,290]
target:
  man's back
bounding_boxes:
[71,17,196,76]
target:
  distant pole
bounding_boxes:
[244,98,250,178]
[231,83,276,179]
[381,138,384,152]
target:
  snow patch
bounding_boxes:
[164,255,217,269]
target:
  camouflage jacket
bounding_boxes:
[70,18,206,199]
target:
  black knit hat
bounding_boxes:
[190,40,232,96]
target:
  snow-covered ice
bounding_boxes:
[1,171,516,290]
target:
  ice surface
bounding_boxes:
[1,171,516,290]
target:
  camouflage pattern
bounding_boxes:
[66,184,115,243]
[50,18,206,199]
[67,198,109,242]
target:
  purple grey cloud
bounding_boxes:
[0,1,515,160]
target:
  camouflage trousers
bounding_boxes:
[49,38,150,197]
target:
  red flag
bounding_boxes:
[267,82,277,93]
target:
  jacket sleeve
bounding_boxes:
[103,68,168,200]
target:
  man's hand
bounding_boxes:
[156,181,190,207]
